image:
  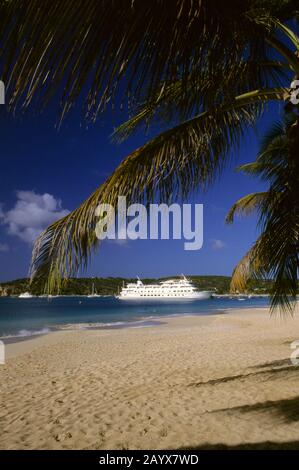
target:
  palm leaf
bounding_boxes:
[226,192,267,223]
[113,62,291,142]
[230,114,299,313]
[0,0,295,122]
[231,219,299,314]
[230,237,264,293]
[31,94,273,291]
[31,87,287,291]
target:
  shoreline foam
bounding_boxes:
[0,301,265,344]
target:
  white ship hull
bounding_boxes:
[117,291,211,301]
[117,276,212,301]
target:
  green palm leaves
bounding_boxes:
[29,17,299,300]
[0,1,294,120]
[227,117,299,312]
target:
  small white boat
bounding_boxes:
[19,292,33,299]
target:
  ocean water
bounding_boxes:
[0,295,270,341]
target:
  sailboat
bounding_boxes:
[87,282,101,298]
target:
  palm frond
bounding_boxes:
[236,115,293,180]
[226,192,267,224]
[270,17,299,49]
[260,120,286,151]
[113,62,290,142]
[230,113,299,313]
[236,135,288,180]
[230,237,264,293]
[30,184,106,293]
[31,86,287,292]
[31,94,271,291]
[0,0,294,122]
[230,225,298,315]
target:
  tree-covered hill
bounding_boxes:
[0,275,271,297]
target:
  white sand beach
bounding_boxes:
[1,307,299,450]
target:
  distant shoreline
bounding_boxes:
[0,293,270,299]
[0,275,271,298]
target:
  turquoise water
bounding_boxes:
[0,295,269,340]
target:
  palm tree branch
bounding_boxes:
[0,1,295,121]
[113,65,290,142]
[230,237,264,293]
[266,35,299,74]
[230,230,298,315]
[271,18,299,49]
[226,192,268,224]
[114,88,287,145]
[31,87,286,292]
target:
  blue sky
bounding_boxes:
[0,99,285,282]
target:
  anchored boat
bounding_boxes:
[117,275,212,300]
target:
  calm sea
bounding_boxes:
[0,295,270,341]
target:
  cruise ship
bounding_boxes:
[117,276,212,300]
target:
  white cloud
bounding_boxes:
[0,191,69,244]
[0,243,9,252]
[210,239,226,250]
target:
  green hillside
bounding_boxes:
[0,275,271,297]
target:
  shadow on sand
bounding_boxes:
[184,358,299,448]
[188,358,296,388]
[179,441,299,450]
[213,395,299,423]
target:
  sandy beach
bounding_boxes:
[1,307,299,450]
